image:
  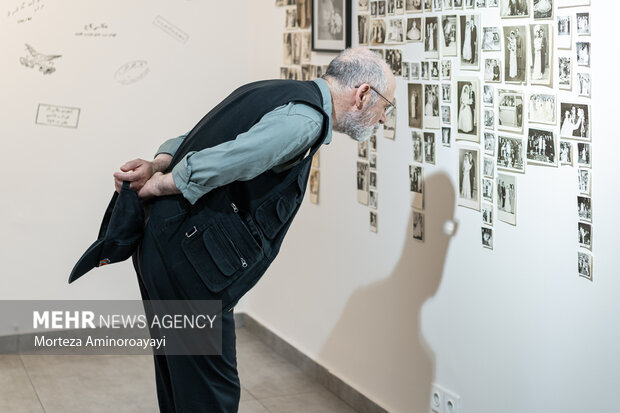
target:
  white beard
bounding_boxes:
[334,107,378,142]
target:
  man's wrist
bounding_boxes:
[152,154,173,173]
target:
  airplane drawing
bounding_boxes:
[20,44,61,75]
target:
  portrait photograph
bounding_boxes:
[577,195,592,222]
[433,0,443,10]
[412,131,423,162]
[483,155,495,177]
[408,83,423,128]
[369,134,377,152]
[286,8,298,30]
[302,32,312,63]
[578,168,591,195]
[385,48,402,76]
[442,83,451,103]
[369,152,377,169]
[406,17,423,42]
[378,0,386,16]
[409,164,424,210]
[412,210,424,241]
[444,0,455,8]
[424,16,440,58]
[578,252,592,281]
[357,161,370,205]
[560,102,590,140]
[424,0,432,11]
[442,126,452,147]
[483,85,494,106]
[578,222,592,250]
[384,97,397,138]
[482,27,502,51]
[441,105,451,124]
[386,17,406,44]
[369,189,377,209]
[370,210,378,233]
[459,14,480,70]
[557,15,571,49]
[503,25,526,83]
[464,0,474,8]
[441,59,452,79]
[458,147,480,210]
[430,60,440,80]
[313,0,351,52]
[371,0,378,16]
[456,77,480,141]
[387,0,396,14]
[558,56,572,90]
[454,0,463,7]
[529,23,553,86]
[488,0,499,5]
[576,12,590,35]
[358,140,368,159]
[370,18,386,45]
[359,0,370,11]
[533,0,553,19]
[481,227,493,249]
[482,178,493,202]
[424,132,436,164]
[283,33,293,65]
[497,89,524,133]
[528,93,556,125]
[559,140,573,165]
[358,14,370,45]
[484,58,502,82]
[526,128,556,166]
[441,15,458,56]
[577,73,591,98]
[577,142,591,168]
[424,84,441,129]
[496,173,517,225]
[396,0,405,13]
[411,62,420,79]
[421,61,429,79]
[297,0,313,28]
[500,0,529,18]
[292,32,302,64]
[484,133,496,156]
[476,0,487,7]
[497,135,525,173]
[482,204,494,226]
[484,109,495,130]
[309,168,320,204]
[405,0,423,12]
[402,61,410,79]
[576,41,590,67]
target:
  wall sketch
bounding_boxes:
[20,44,61,75]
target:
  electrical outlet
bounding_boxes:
[444,389,461,413]
[430,383,444,413]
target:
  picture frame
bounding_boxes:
[312,0,352,52]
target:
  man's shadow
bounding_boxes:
[318,172,456,412]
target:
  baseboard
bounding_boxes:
[234,312,390,413]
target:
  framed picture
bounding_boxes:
[458,146,480,210]
[456,77,480,142]
[312,0,352,52]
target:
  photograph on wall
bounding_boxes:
[441,15,458,56]
[443,0,455,9]
[456,78,479,142]
[358,15,370,45]
[560,102,590,140]
[484,133,496,156]
[503,26,526,83]
[497,89,524,133]
[497,135,525,173]
[576,41,590,67]
[481,227,493,249]
[500,0,529,17]
[385,49,402,76]
[411,62,420,79]
[406,17,422,41]
[396,0,405,14]
[576,12,590,35]
[370,19,386,45]
[424,0,432,11]
[297,0,312,28]
[369,152,377,169]
[529,23,553,86]
[386,17,406,43]
[421,61,429,79]
[578,222,592,250]
[409,164,424,210]
[359,0,370,11]
[309,168,320,204]
[369,189,378,209]
[453,0,463,8]
[577,73,591,98]
[559,141,573,165]
[378,0,386,17]
[357,161,370,205]
[482,26,502,51]
[483,155,495,177]
[370,211,378,233]
[402,61,410,79]
[558,56,572,90]
[459,14,480,70]
[424,84,441,129]
[286,8,298,29]
[408,83,423,128]
[497,173,517,225]
[482,178,493,202]
[577,195,592,222]
[384,97,397,138]
[430,61,440,80]
[412,131,423,162]
[558,0,590,7]
[533,0,553,19]
[358,140,369,159]
[442,83,451,103]
[484,58,502,82]
[475,0,487,8]
[283,33,293,65]
[578,252,592,281]
[482,204,494,226]
[576,142,591,168]
[458,147,480,210]
[557,15,571,49]
[483,85,494,106]
[526,128,556,166]
[441,105,451,124]
[528,93,556,125]
[406,0,423,12]
[302,32,312,63]
[312,0,351,52]
[442,127,452,147]
[424,132,436,164]
[484,109,495,130]
[441,60,452,79]
[412,211,425,241]
[424,16,440,58]
[578,168,591,195]
[488,0,499,6]
[293,32,303,64]
[464,0,474,8]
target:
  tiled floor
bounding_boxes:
[0,327,357,413]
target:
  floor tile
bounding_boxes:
[259,390,357,413]
[239,399,271,413]
[0,355,44,413]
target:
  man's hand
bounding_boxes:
[137,172,181,200]
[113,154,172,193]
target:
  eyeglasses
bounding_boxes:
[355,84,395,116]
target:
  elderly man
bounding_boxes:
[112,47,395,412]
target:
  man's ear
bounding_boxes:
[356,84,371,109]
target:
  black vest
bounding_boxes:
[150,80,329,311]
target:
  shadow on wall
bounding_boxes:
[317,172,456,413]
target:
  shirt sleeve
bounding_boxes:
[154,132,189,157]
[171,102,324,205]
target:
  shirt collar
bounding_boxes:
[313,78,333,145]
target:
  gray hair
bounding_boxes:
[324,48,390,97]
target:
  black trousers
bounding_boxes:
[132,196,241,413]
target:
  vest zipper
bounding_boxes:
[223,203,247,268]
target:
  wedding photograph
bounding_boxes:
[406,17,423,42]
[424,16,440,58]
[558,56,572,90]
[482,26,502,51]
[481,227,493,250]
[402,61,410,79]
[456,78,480,141]
[431,60,440,80]
[500,0,529,17]
[385,48,402,76]
[483,84,494,106]
[386,17,406,44]
[578,251,592,280]
[484,133,496,156]
[384,97,397,138]
[358,14,370,45]
[424,132,436,164]
[460,14,481,70]
[577,142,591,168]
[484,108,495,129]
[313,0,351,52]
[441,14,458,55]
[408,83,423,128]
[484,58,502,82]
[441,59,452,79]
[424,84,441,129]
[357,161,370,205]
[482,178,493,202]
[358,140,369,159]
[412,131,424,162]
[503,25,526,83]
[442,83,451,102]
[576,12,590,35]
[529,23,553,86]
[560,102,590,140]
[442,126,452,147]
[369,190,378,209]
[533,0,553,19]
[411,62,420,78]
[482,204,494,225]
[497,135,525,173]
[526,128,557,166]
[528,93,556,125]
[370,18,386,45]
[578,168,591,195]
[497,89,524,133]
[559,140,573,165]
[406,0,423,12]
[309,168,320,204]
[483,156,495,177]
[578,222,592,250]
[577,73,591,98]
[497,173,517,225]
[458,147,480,210]
[441,105,451,124]
[557,15,571,49]
[409,164,424,210]
[577,195,592,222]
[412,211,425,241]
[576,41,590,66]
[370,211,378,232]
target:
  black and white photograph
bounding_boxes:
[369,189,378,209]
[497,89,524,133]
[578,252,592,280]
[369,134,377,152]
[409,164,424,209]
[406,17,423,42]
[459,14,480,70]
[483,85,494,106]
[297,0,312,28]
[424,0,432,11]
[577,142,591,168]
[421,61,429,80]
[283,33,293,65]
[378,0,386,16]
[484,108,495,129]
[454,0,463,8]
[387,0,396,14]
[578,222,592,250]
[385,49,402,76]
[464,0,474,8]
[384,97,397,138]
[526,128,557,166]
[497,135,525,173]
[441,60,452,79]
[577,195,592,222]
[358,140,369,159]
[577,73,591,98]
[359,0,370,11]
[442,127,452,147]
[497,173,517,225]
[488,0,499,5]
[408,83,423,128]
[529,23,553,86]
[559,140,573,165]
[369,152,377,169]
[476,0,487,7]
[481,227,493,249]
[441,15,458,55]
[503,26,526,83]
[406,0,423,12]
[286,8,298,29]
[302,32,312,63]
[482,178,493,202]
[484,133,496,156]
[424,132,436,164]
[412,131,424,162]
[576,12,590,35]
[358,14,370,45]
[430,60,440,80]
[441,105,451,124]
[483,155,495,177]
[386,17,406,43]
[560,102,590,140]
[312,0,351,52]
[411,62,420,79]
[301,63,314,81]
[309,168,320,204]
[292,32,302,64]
[557,15,571,49]
[433,0,443,10]
[424,16,440,58]
[558,0,590,7]
[442,83,451,103]
[456,78,480,141]
[482,204,494,225]
[444,0,455,8]
[357,161,370,205]
[371,0,378,15]
[558,56,572,89]
[484,58,502,82]
[370,210,378,232]
[578,168,591,195]
[533,0,553,19]
[402,61,410,79]
[396,0,405,13]
[500,0,529,17]
[412,211,425,241]
[576,41,590,67]
[370,18,386,45]
[369,48,385,59]
[482,26,502,51]
[424,84,441,129]
[458,147,480,210]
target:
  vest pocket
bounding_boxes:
[255,192,299,239]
